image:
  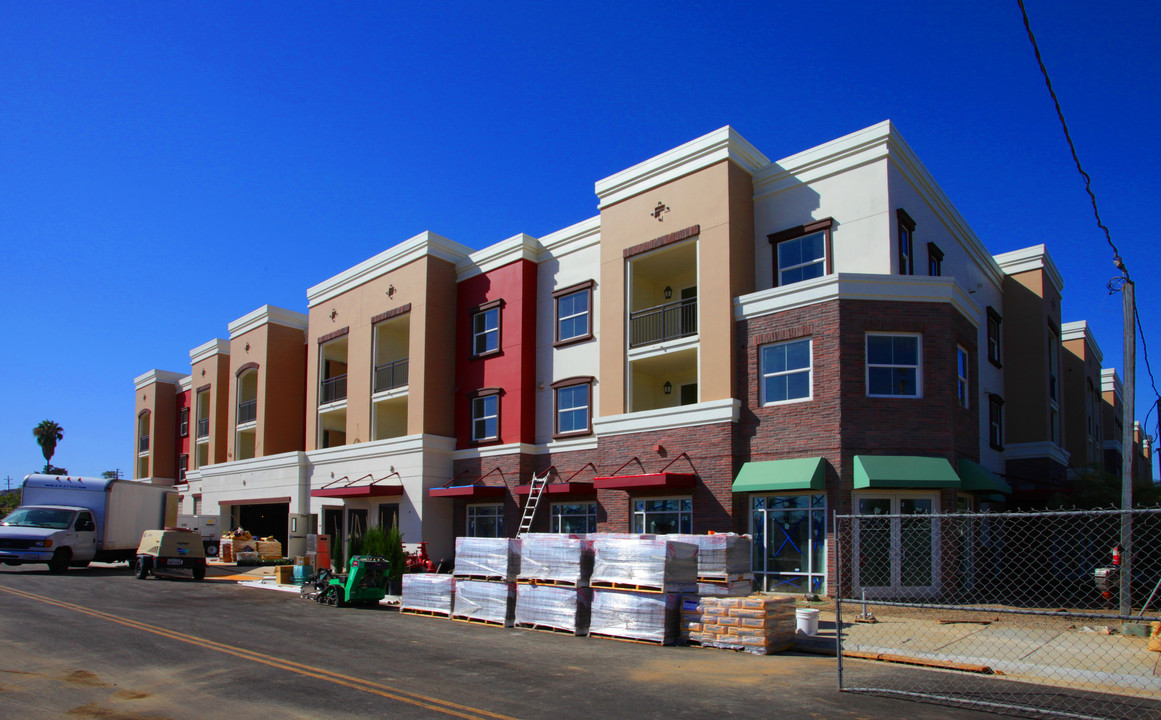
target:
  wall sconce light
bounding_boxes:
[664,286,673,300]
[663,381,673,395]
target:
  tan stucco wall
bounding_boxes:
[191,352,231,467]
[598,159,753,415]
[135,380,177,480]
[228,322,306,461]
[1003,269,1063,444]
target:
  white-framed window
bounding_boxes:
[550,502,597,534]
[750,494,827,594]
[956,346,969,408]
[760,337,812,405]
[472,305,500,356]
[554,281,593,345]
[553,379,591,437]
[471,394,499,442]
[866,333,921,398]
[632,497,692,534]
[467,504,504,538]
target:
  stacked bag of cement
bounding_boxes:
[686,594,796,654]
[588,538,698,644]
[452,537,519,626]
[400,573,456,616]
[514,534,594,634]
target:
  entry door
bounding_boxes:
[854,494,939,598]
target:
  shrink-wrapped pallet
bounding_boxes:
[518,534,594,585]
[696,579,753,596]
[453,580,516,626]
[514,583,592,634]
[688,594,796,654]
[668,533,752,580]
[589,589,680,644]
[591,538,697,592]
[401,573,456,615]
[453,537,521,580]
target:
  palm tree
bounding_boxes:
[32,420,64,471]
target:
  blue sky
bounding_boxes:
[1,1,1158,483]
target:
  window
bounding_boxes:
[760,338,812,404]
[927,243,944,277]
[956,346,969,408]
[178,455,188,482]
[550,502,597,534]
[471,392,500,442]
[768,218,833,288]
[553,281,593,346]
[989,394,1004,450]
[632,497,692,534]
[1048,331,1059,444]
[986,307,1002,367]
[467,504,504,538]
[192,494,202,515]
[751,494,827,594]
[866,334,921,397]
[179,408,189,437]
[552,378,592,437]
[471,302,501,356]
[897,209,916,276]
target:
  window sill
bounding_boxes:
[471,349,502,360]
[553,334,593,349]
[552,429,592,441]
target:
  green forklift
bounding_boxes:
[311,555,391,608]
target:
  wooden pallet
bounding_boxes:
[514,622,585,636]
[697,573,753,583]
[399,607,452,618]
[588,632,672,646]
[590,581,669,594]
[453,575,508,583]
[516,578,584,587]
[452,615,512,628]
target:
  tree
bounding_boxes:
[100,470,118,479]
[32,420,64,472]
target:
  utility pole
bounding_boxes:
[1119,276,1135,618]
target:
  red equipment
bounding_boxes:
[404,542,437,573]
[1112,544,1122,566]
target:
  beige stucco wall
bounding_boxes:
[597,159,753,415]
[228,322,307,461]
[1003,268,1063,444]
[191,352,231,467]
[134,380,177,480]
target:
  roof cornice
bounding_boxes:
[456,233,540,282]
[994,245,1065,293]
[536,216,601,260]
[190,338,230,365]
[1101,367,1123,400]
[595,126,769,209]
[1062,320,1103,365]
[228,305,308,338]
[134,369,188,391]
[306,231,475,308]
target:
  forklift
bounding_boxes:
[304,555,391,608]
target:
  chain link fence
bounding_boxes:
[834,508,1161,719]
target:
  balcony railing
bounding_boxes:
[374,358,409,393]
[321,374,348,405]
[196,417,209,438]
[138,435,149,453]
[237,399,257,425]
[629,298,698,348]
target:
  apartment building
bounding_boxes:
[133,120,1147,595]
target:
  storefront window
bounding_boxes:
[751,494,826,594]
[550,502,597,534]
[632,498,692,534]
[467,504,504,538]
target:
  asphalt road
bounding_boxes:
[0,564,999,720]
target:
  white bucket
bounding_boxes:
[796,607,820,636]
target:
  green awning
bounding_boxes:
[732,457,827,493]
[853,455,960,489]
[957,459,1012,495]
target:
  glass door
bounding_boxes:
[854,494,939,598]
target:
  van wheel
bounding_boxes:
[204,543,219,558]
[135,558,151,580]
[48,549,71,574]
[193,563,206,581]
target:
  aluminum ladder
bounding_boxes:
[517,471,550,536]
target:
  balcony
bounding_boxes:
[196,417,209,439]
[629,298,698,348]
[237,399,257,425]
[374,359,409,393]
[321,374,348,405]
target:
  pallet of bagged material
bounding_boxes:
[690,594,796,654]
[589,589,680,645]
[696,579,753,596]
[517,534,594,586]
[514,584,591,635]
[453,537,521,581]
[401,573,456,615]
[590,538,698,591]
[452,579,515,627]
[667,533,752,579]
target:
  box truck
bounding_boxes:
[176,514,222,557]
[0,474,177,573]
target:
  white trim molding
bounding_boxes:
[1062,320,1104,366]
[190,338,230,365]
[536,216,601,262]
[134,369,188,391]
[452,442,540,461]
[457,233,541,282]
[594,398,740,438]
[306,433,456,465]
[595,126,770,209]
[994,245,1065,294]
[1101,368,1122,402]
[228,305,309,338]
[1004,441,1070,467]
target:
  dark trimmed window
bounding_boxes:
[988,394,1005,450]
[553,280,594,346]
[928,242,944,277]
[471,301,502,357]
[552,377,593,438]
[470,388,501,442]
[768,218,834,288]
[957,346,970,408]
[897,209,916,275]
[178,455,188,482]
[467,504,504,538]
[179,408,189,437]
[987,307,1003,367]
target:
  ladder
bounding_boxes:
[517,471,550,536]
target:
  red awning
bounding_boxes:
[513,482,597,496]
[428,485,507,499]
[310,485,404,499]
[593,473,697,491]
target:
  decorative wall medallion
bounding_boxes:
[652,202,670,221]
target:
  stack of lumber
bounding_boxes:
[590,538,697,593]
[686,594,796,654]
[453,580,516,626]
[454,537,520,580]
[401,574,456,616]
[514,584,592,635]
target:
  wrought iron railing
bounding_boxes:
[374,358,409,393]
[321,374,348,404]
[237,399,257,424]
[629,298,697,347]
